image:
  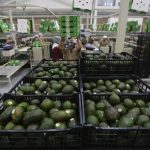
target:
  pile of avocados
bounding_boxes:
[31,66,77,78]
[83,78,140,94]
[82,53,130,61]
[0,98,78,130]
[16,79,79,95]
[86,93,150,128]
[30,60,78,78]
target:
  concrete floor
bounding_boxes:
[0,68,31,94]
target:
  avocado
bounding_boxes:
[119,116,134,127]
[63,101,72,109]
[130,91,139,94]
[35,67,43,73]
[12,106,24,124]
[99,122,109,128]
[96,85,107,92]
[38,81,48,92]
[54,100,61,109]
[109,93,120,105]
[85,99,95,106]
[96,101,105,111]
[84,83,91,90]
[18,102,29,111]
[62,85,74,94]
[0,124,4,130]
[31,99,40,106]
[51,110,67,122]
[92,88,100,94]
[27,124,39,130]
[135,100,145,108]
[86,104,96,115]
[62,66,67,71]
[115,104,127,115]
[35,79,42,88]
[125,84,131,91]
[133,86,140,92]
[122,90,129,94]
[97,80,104,85]
[50,80,58,85]
[40,118,54,129]
[141,107,150,116]
[27,105,38,111]
[65,109,76,119]
[112,79,120,85]
[123,98,135,109]
[65,72,72,77]
[96,110,106,122]
[105,80,112,87]
[143,121,150,127]
[59,80,67,86]
[13,125,24,130]
[125,79,135,86]
[68,118,77,128]
[113,89,121,94]
[0,106,15,123]
[108,84,116,92]
[49,108,59,117]
[117,82,125,90]
[69,80,79,90]
[105,106,119,122]
[87,115,99,126]
[84,90,92,94]
[89,82,97,88]
[55,122,66,129]
[51,83,63,93]
[127,107,140,122]
[40,99,54,112]
[3,100,17,108]
[16,90,24,95]
[47,89,56,95]
[5,121,15,130]
[35,91,42,95]
[136,115,149,125]
[23,109,44,126]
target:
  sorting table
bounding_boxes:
[0,60,28,86]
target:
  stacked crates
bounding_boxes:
[59,16,80,37]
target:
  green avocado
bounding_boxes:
[87,115,99,126]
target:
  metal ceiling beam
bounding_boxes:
[3,0,16,5]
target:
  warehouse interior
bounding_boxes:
[0,0,150,149]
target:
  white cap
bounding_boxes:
[103,35,107,39]
[35,34,39,38]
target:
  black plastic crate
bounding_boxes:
[81,75,150,95]
[0,94,82,149]
[80,52,138,75]
[82,94,148,148]
[9,77,80,95]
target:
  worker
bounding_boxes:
[99,35,109,47]
[62,37,82,62]
[51,37,64,60]
[6,35,14,45]
[32,34,43,47]
[86,36,99,51]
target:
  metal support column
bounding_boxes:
[9,10,17,48]
[115,0,130,53]
[32,16,35,32]
[86,13,89,29]
[93,10,97,31]
[9,10,13,31]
